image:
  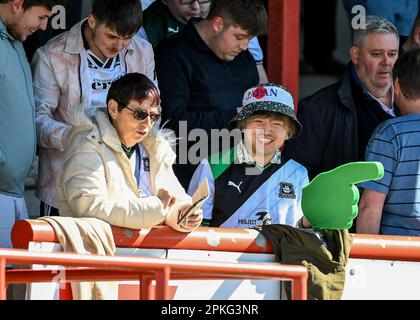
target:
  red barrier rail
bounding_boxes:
[12,220,273,253]
[12,220,420,262]
[0,248,308,300]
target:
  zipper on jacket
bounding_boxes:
[78,66,83,104]
[14,42,37,183]
[124,49,129,73]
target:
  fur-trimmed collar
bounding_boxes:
[63,105,177,164]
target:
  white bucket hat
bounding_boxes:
[231,83,302,137]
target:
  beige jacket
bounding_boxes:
[32,19,157,208]
[40,216,118,300]
[57,107,193,232]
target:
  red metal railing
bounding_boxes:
[0,248,308,300]
[12,220,420,262]
[9,219,420,301]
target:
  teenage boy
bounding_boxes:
[31,0,157,216]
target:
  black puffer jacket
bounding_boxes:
[284,64,396,180]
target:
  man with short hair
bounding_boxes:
[155,0,268,188]
[357,49,420,235]
[284,16,400,180]
[139,0,268,83]
[32,0,157,216]
[0,0,58,248]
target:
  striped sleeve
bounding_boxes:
[358,122,398,195]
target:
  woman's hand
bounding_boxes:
[157,188,176,209]
[178,208,203,231]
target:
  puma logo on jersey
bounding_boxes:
[228,181,243,193]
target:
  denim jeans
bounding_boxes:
[0,193,28,249]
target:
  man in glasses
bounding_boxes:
[155,0,268,188]
[31,0,158,217]
[139,0,268,83]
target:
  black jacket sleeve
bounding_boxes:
[155,45,236,135]
[283,88,336,180]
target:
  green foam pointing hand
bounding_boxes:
[301,162,384,230]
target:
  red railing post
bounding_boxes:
[0,248,308,300]
[140,275,155,300]
[0,258,6,300]
[155,267,170,300]
[291,272,308,300]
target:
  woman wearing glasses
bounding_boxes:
[56,73,202,232]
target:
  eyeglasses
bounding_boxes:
[125,106,161,123]
[180,0,211,5]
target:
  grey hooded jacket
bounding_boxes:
[0,20,36,197]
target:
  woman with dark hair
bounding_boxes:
[57,73,202,232]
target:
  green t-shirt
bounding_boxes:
[143,0,185,49]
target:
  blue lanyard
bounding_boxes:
[134,144,142,188]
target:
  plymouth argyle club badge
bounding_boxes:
[279,182,296,199]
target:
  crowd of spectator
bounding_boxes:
[1,0,420,252]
